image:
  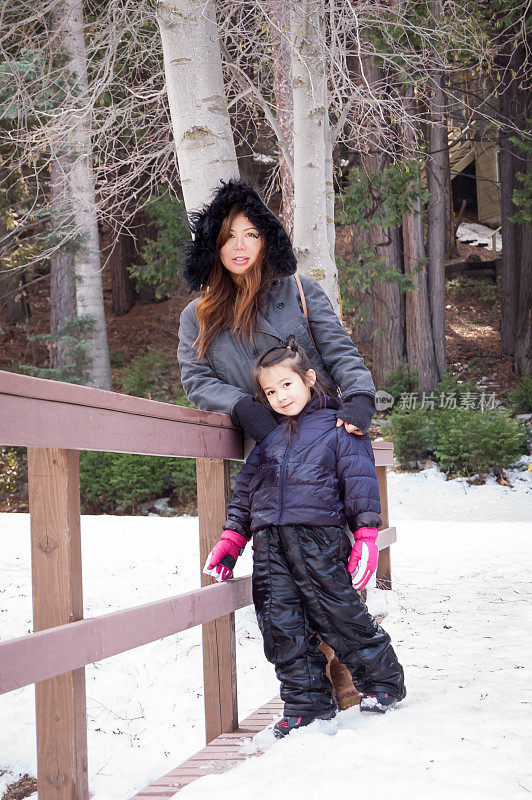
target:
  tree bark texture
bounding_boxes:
[290,0,340,314]
[51,0,112,389]
[0,219,28,325]
[324,109,336,278]
[401,86,439,391]
[426,0,447,379]
[513,149,532,376]
[268,2,295,236]
[0,272,29,325]
[445,145,457,259]
[358,53,406,385]
[499,138,520,356]
[402,196,439,391]
[370,225,406,390]
[497,41,530,367]
[426,75,447,378]
[343,224,374,348]
[156,0,239,214]
[49,158,78,368]
[101,227,136,317]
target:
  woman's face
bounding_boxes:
[220,212,263,277]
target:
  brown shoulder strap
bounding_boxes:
[294,273,317,349]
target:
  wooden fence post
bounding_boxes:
[28,447,88,800]
[196,458,239,743]
[375,465,392,590]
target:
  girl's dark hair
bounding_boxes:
[252,336,336,436]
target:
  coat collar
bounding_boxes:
[301,393,340,415]
[254,313,284,341]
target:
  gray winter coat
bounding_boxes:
[177,273,376,417]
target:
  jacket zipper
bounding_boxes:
[277,443,291,524]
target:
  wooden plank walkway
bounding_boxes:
[128,696,284,798]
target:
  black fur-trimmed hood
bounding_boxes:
[182,179,297,291]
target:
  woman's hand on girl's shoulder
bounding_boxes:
[336,418,363,435]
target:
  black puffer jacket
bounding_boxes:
[224,395,382,540]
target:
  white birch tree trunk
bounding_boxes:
[156,0,239,213]
[290,0,340,315]
[324,111,336,274]
[52,0,112,390]
[49,159,77,369]
[268,2,295,236]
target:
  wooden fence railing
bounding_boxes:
[0,370,395,800]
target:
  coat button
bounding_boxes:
[276,301,285,309]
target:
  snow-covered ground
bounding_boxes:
[1,458,530,800]
[456,222,502,252]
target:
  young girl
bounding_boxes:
[203,338,406,738]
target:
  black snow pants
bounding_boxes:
[252,524,406,717]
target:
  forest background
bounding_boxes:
[0,0,531,516]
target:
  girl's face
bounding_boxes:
[259,363,316,416]
[220,212,263,277]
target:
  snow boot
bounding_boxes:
[360,689,405,714]
[273,708,337,739]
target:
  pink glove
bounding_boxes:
[203,529,248,583]
[348,527,379,590]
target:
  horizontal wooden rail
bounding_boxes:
[0,370,394,464]
[0,371,243,459]
[375,526,396,550]
[0,527,395,697]
[0,370,235,427]
[0,576,253,696]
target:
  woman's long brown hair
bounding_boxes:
[194,204,271,359]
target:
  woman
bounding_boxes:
[177,178,378,708]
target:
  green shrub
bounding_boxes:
[380,365,418,406]
[429,372,479,409]
[0,446,27,503]
[79,451,197,514]
[507,376,532,414]
[379,369,480,414]
[120,350,174,401]
[127,191,189,299]
[335,163,423,321]
[109,348,127,368]
[433,408,526,478]
[381,408,434,470]
[382,394,527,478]
[510,131,532,225]
[20,315,95,385]
[433,372,478,395]
[169,458,197,511]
